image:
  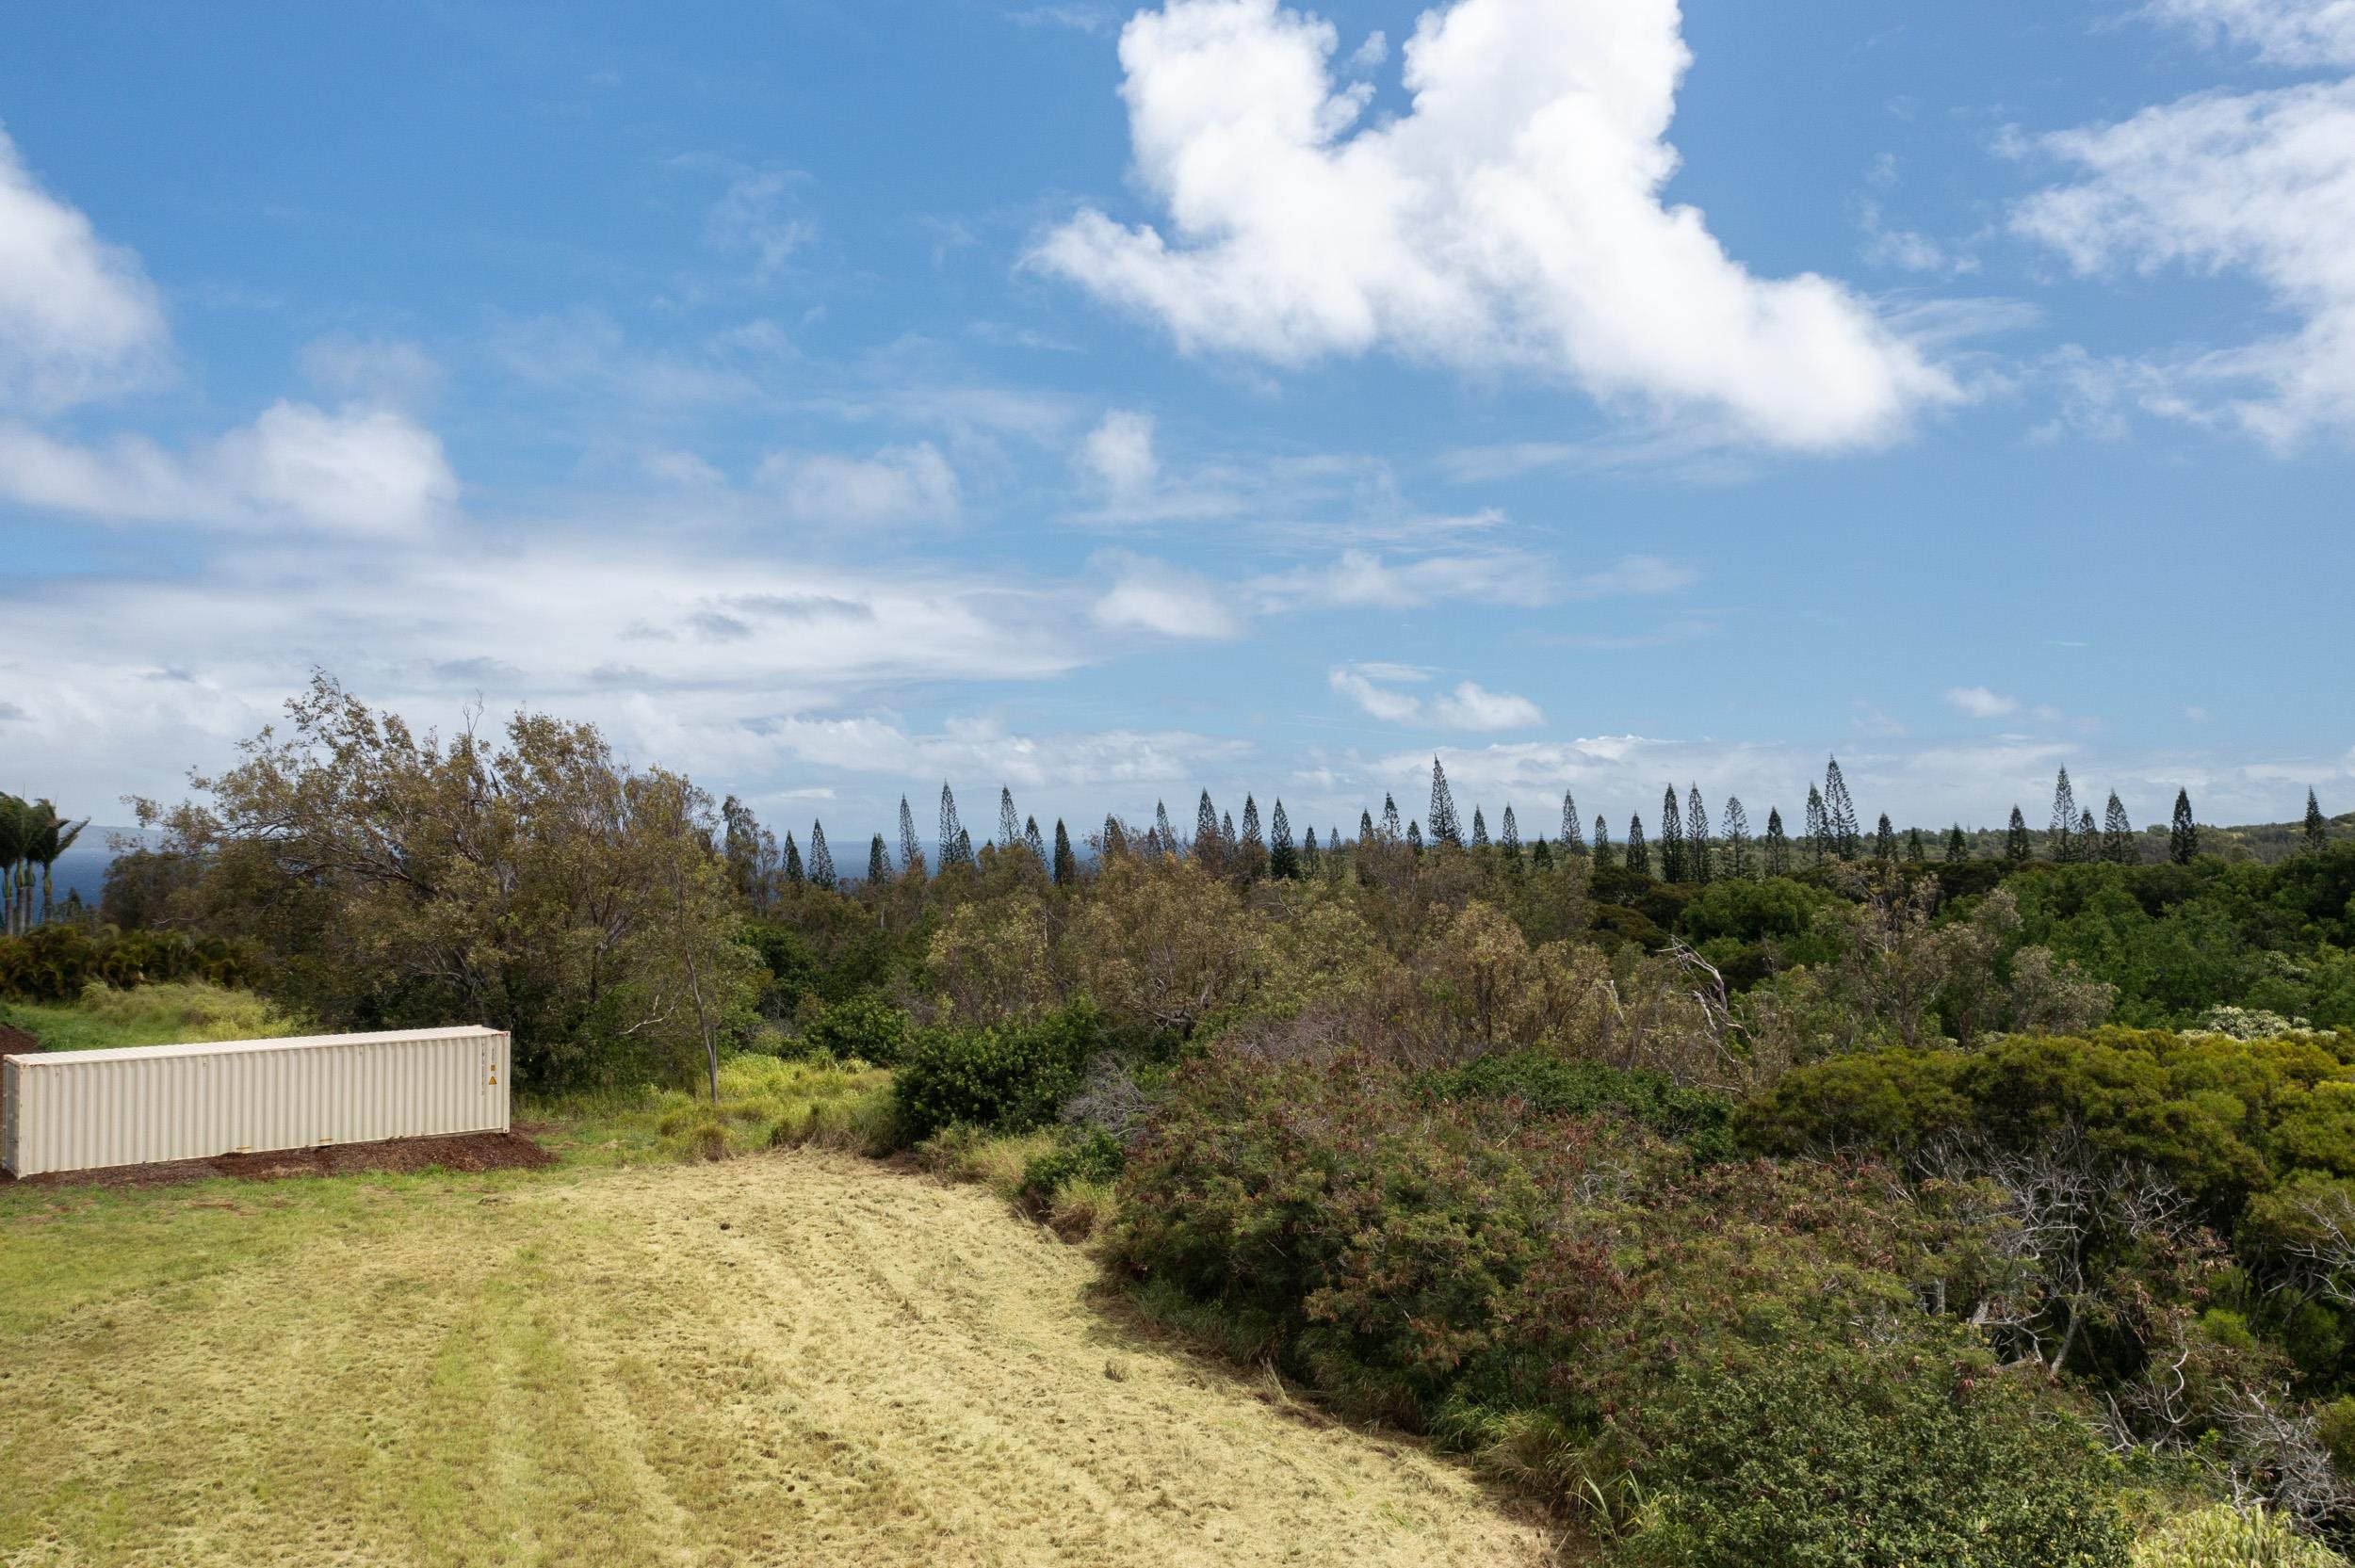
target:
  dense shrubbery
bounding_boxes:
[1424,1052,1737,1159]
[891,1004,1110,1143]
[0,923,252,1002]
[1112,1046,2129,1563]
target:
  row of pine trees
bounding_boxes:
[721,758,2338,897]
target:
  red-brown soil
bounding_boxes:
[2,1129,554,1188]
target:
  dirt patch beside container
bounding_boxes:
[2,1129,553,1188]
[0,1024,41,1056]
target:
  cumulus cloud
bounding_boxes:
[1329,663,1542,731]
[1945,686,2021,719]
[2016,75,2355,445]
[0,124,168,410]
[759,441,961,525]
[1090,552,1244,638]
[1031,0,1956,449]
[2148,0,2355,65]
[1075,409,1160,496]
[0,401,459,536]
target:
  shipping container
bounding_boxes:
[1,1026,510,1177]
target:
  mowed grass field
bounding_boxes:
[0,1148,1551,1568]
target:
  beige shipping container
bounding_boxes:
[1,1026,510,1177]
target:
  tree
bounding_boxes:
[2307,787,2330,853]
[2077,806,2095,859]
[1194,790,1220,862]
[1947,824,1968,862]
[1156,799,1179,858]
[2006,806,2031,864]
[1052,818,1077,884]
[899,796,924,879]
[1763,808,1790,875]
[1825,756,1861,859]
[2049,767,2080,863]
[1721,796,1752,880]
[26,800,89,928]
[1470,806,1490,849]
[722,794,777,911]
[807,821,835,886]
[1686,784,1711,884]
[1429,758,1463,847]
[1301,823,1320,873]
[1358,808,1376,845]
[1406,820,1423,854]
[127,673,757,1091]
[1382,793,1403,843]
[1805,785,1831,865]
[938,784,970,870]
[1625,815,1651,877]
[1024,815,1048,863]
[1102,816,1129,858]
[998,787,1021,849]
[1531,835,1554,870]
[1659,786,1686,881]
[2170,788,2198,864]
[2103,792,2134,865]
[1875,813,1895,864]
[1592,815,1615,869]
[782,831,804,883]
[0,797,27,936]
[1499,804,1521,862]
[1561,791,1585,854]
[1270,800,1298,879]
[1906,826,1926,863]
[868,833,888,882]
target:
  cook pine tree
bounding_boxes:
[2170,789,2199,865]
[1721,796,1751,880]
[1052,819,1076,884]
[1763,808,1789,875]
[1824,756,1861,859]
[1560,791,1585,853]
[1592,816,1614,869]
[1429,758,1463,848]
[1625,816,1650,877]
[2308,788,2331,853]
[2103,792,2134,865]
[1658,786,1685,881]
[2049,768,2080,863]
[2006,807,2031,864]
[898,796,924,879]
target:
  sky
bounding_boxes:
[5,0,2353,854]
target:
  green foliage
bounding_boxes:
[1017,1130,1127,1207]
[892,1003,1109,1143]
[800,990,912,1063]
[1115,1049,2126,1559]
[0,924,253,1003]
[1616,1340,2129,1568]
[0,980,303,1051]
[1424,1051,1737,1160]
[2131,1505,2351,1567]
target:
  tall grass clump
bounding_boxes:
[630,1054,895,1161]
[2132,1506,2350,1567]
[1,979,306,1052]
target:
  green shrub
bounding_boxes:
[893,1004,1108,1143]
[0,926,254,1003]
[1424,1052,1737,1160]
[1017,1131,1126,1208]
[1612,1341,2129,1568]
[0,979,304,1051]
[2130,1505,2349,1567]
[802,990,912,1063]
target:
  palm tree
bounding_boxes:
[30,801,89,927]
[0,795,29,937]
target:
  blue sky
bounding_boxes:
[4,0,2352,851]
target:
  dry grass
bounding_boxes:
[0,1148,1550,1567]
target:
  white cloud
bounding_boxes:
[706,170,815,282]
[758,442,961,525]
[1330,664,1427,722]
[1090,552,1245,638]
[0,400,458,537]
[1075,409,1160,496]
[1254,547,1555,610]
[1031,0,1957,449]
[2015,79,2355,445]
[2149,0,2355,66]
[1946,685,2021,719]
[1433,681,1543,731]
[299,333,444,408]
[1567,554,1697,596]
[1329,663,1541,730]
[0,124,168,410]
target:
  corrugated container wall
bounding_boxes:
[2,1026,510,1177]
